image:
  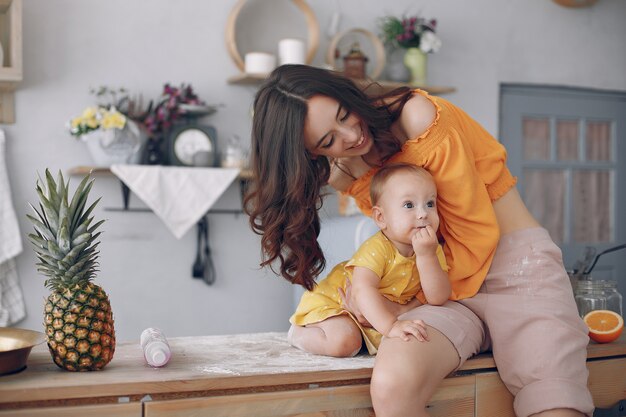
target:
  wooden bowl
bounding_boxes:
[0,328,46,375]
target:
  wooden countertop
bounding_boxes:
[0,332,373,404]
[1,331,625,407]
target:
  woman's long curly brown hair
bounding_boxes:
[245,64,413,290]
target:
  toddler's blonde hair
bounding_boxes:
[370,163,433,206]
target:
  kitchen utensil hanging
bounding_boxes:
[192,221,204,279]
[570,243,626,281]
[191,216,216,285]
[582,243,626,277]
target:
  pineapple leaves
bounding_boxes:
[29,202,46,223]
[88,220,105,235]
[36,254,59,266]
[71,223,89,240]
[27,233,47,249]
[71,232,92,247]
[55,170,66,205]
[62,241,91,264]
[27,169,105,287]
[78,198,102,230]
[44,169,62,209]
[46,240,65,260]
[64,256,92,278]
[26,214,55,241]
[35,184,58,233]
[57,218,71,252]
[69,176,94,232]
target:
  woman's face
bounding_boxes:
[303,95,373,159]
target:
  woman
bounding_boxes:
[246,64,593,417]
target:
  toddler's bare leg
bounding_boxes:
[287,315,363,357]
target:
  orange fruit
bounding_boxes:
[583,310,624,344]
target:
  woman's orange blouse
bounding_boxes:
[344,90,517,300]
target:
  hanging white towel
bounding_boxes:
[0,130,22,264]
[110,165,240,239]
[0,129,26,326]
[0,259,25,326]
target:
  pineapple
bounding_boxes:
[27,170,115,371]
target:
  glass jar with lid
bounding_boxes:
[574,280,607,318]
[220,134,246,169]
[574,279,623,318]
[602,280,623,317]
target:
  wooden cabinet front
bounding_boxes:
[144,375,476,417]
[0,403,141,417]
[474,357,626,416]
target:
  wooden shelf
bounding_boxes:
[0,0,22,123]
[69,165,254,180]
[228,72,455,96]
[227,72,269,85]
[69,166,253,214]
[356,79,456,96]
[68,166,115,176]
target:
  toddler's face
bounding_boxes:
[376,171,439,253]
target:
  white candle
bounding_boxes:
[278,38,306,66]
[244,52,276,75]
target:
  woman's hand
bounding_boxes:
[338,280,371,327]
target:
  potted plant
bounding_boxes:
[68,87,145,167]
[379,14,442,86]
[139,83,210,165]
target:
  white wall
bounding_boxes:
[4,0,625,341]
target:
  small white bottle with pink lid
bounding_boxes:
[140,327,171,367]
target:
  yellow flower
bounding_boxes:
[69,105,128,137]
[100,109,126,130]
[86,118,99,129]
[81,107,98,119]
[71,117,83,128]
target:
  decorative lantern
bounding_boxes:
[342,42,368,79]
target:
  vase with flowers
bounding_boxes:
[68,87,145,167]
[139,83,209,165]
[379,14,442,86]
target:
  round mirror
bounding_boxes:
[225,0,319,72]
